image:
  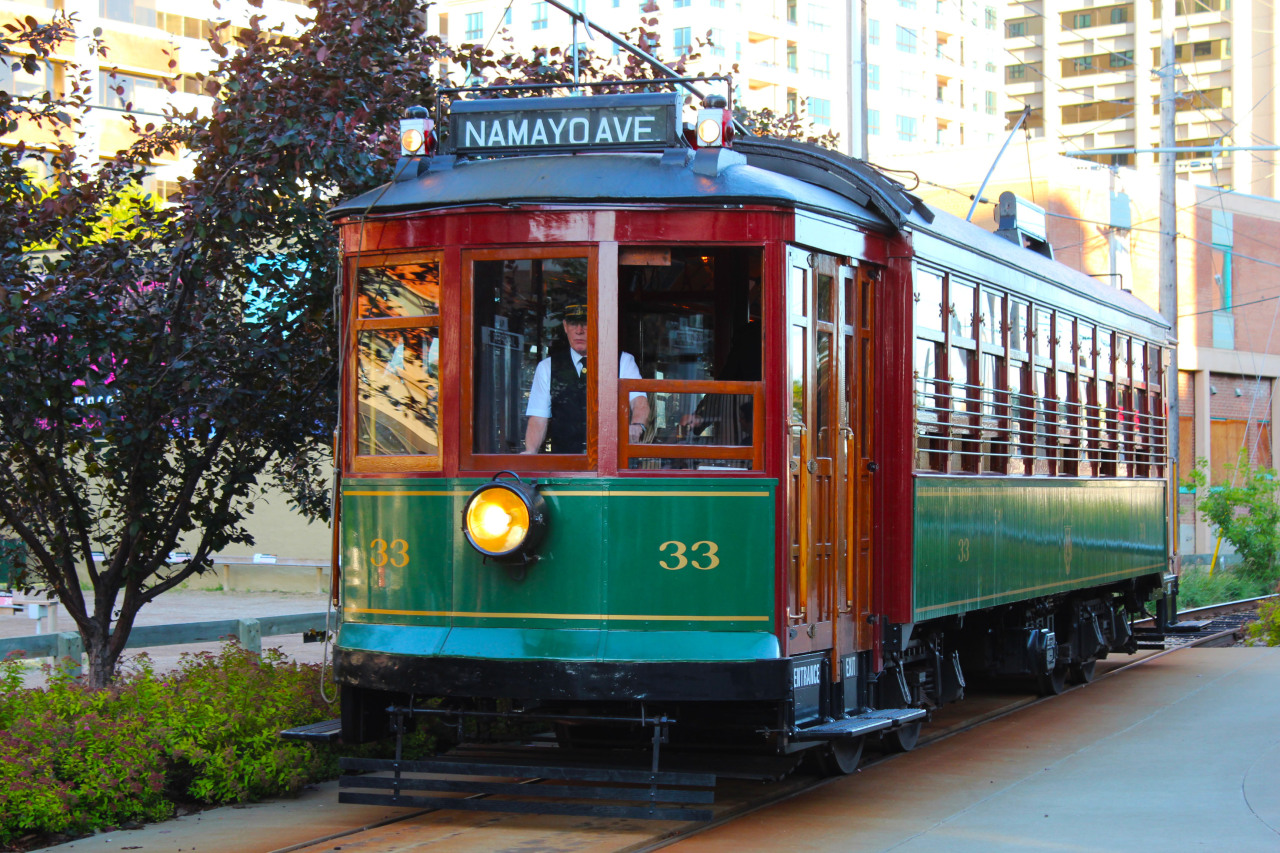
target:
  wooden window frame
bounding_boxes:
[346,250,444,475]
[459,244,600,474]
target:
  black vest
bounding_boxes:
[547,349,586,453]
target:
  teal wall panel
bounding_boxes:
[912,477,1167,621]
[339,477,778,662]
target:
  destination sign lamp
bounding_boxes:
[400,105,435,157]
[695,95,733,149]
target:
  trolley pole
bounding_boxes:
[1159,7,1180,579]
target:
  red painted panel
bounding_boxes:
[340,206,792,253]
[875,243,918,626]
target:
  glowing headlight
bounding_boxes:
[462,473,547,562]
[400,127,425,155]
[696,117,723,146]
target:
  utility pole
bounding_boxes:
[1159,5,1179,573]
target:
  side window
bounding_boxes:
[469,252,590,458]
[352,258,441,469]
[913,267,946,471]
[618,246,763,470]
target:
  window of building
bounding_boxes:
[809,51,830,78]
[787,43,798,71]
[896,25,917,53]
[1007,20,1026,37]
[2,58,54,98]
[984,6,996,29]
[1111,6,1129,23]
[674,27,693,56]
[809,96,831,125]
[868,64,880,89]
[709,28,725,56]
[985,90,996,114]
[1007,63,1026,80]
[100,0,157,27]
[533,2,548,30]
[808,4,829,31]
[465,12,483,40]
[899,71,917,99]
[675,0,691,7]
[899,0,917,8]
[504,7,512,24]
[868,19,880,45]
[868,108,880,135]
[787,91,798,114]
[98,70,158,110]
[1111,50,1134,68]
[1072,13,1092,28]
[787,0,798,23]
[1194,41,1212,57]
[896,114,917,141]
[712,0,725,6]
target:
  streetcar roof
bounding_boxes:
[332,144,1168,338]
[908,205,1170,336]
[330,148,900,229]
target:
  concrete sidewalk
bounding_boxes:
[671,647,1280,852]
[31,647,1280,853]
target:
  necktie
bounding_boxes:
[579,355,588,378]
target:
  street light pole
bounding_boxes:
[1159,5,1180,574]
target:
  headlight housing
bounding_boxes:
[462,472,547,563]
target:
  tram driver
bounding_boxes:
[522,304,650,454]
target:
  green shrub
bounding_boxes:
[1248,600,1280,646]
[157,646,333,803]
[1177,566,1277,609]
[0,656,172,841]
[0,643,339,845]
[1183,454,1280,588]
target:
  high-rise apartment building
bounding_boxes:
[430,0,858,151]
[864,0,1008,155]
[1,0,307,194]
[431,0,1009,160]
[1005,0,1278,195]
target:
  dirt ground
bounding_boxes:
[0,589,333,689]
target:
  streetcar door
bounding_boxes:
[843,264,875,655]
[786,248,842,655]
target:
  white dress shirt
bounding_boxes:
[525,350,644,417]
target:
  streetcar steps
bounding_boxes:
[337,754,716,821]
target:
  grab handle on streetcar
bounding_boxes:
[789,421,810,622]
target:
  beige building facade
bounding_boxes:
[1005,0,1280,197]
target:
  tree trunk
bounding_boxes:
[85,636,122,689]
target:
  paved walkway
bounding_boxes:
[0,590,332,688]
[31,646,1280,852]
[671,647,1280,852]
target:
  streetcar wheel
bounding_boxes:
[1069,659,1097,685]
[885,720,922,753]
[1037,664,1068,696]
[813,738,865,776]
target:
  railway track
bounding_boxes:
[264,607,1269,853]
[1133,593,1275,649]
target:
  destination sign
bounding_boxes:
[448,93,682,155]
